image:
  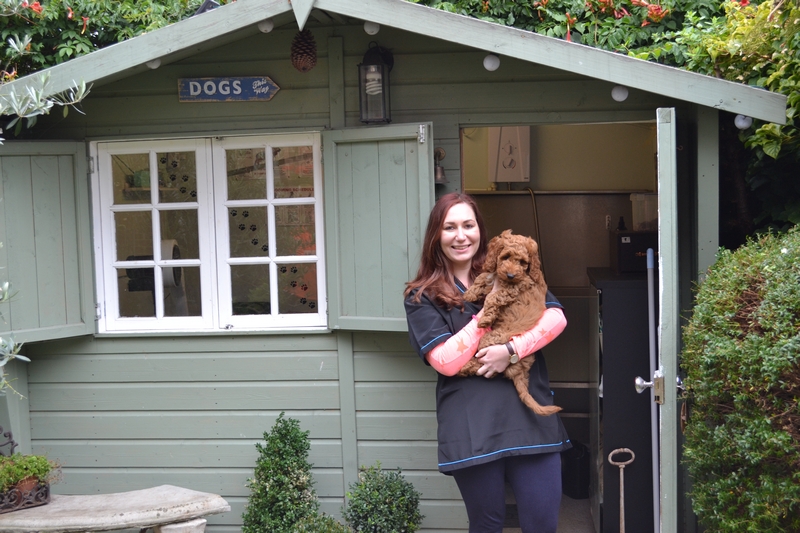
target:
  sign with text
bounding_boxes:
[178,76,280,102]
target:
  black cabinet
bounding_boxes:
[588,268,655,533]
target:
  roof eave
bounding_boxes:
[1,0,787,125]
[0,0,292,101]
[320,0,787,124]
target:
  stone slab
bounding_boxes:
[0,485,230,533]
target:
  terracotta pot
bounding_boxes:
[14,476,38,493]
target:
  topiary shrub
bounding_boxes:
[681,228,800,533]
[342,462,423,533]
[292,513,352,533]
[242,413,319,533]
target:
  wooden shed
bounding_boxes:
[0,0,787,532]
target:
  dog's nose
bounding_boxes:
[506,273,515,280]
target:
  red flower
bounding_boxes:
[81,16,89,34]
[67,7,73,19]
[29,1,42,14]
[738,0,749,5]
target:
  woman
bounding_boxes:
[404,192,570,533]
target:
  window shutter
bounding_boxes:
[0,142,94,342]
[324,123,434,331]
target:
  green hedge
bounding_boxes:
[681,228,800,532]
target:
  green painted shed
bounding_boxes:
[0,0,787,532]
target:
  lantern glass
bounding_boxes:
[358,63,391,124]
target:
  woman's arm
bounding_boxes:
[425,317,487,376]
[474,307,567,377]
[510,307,567,358]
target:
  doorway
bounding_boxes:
[460,122,658,533]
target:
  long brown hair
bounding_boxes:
[404,193,488,308]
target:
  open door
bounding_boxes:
[656,107,680,532]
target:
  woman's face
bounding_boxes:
[440,202,480,270]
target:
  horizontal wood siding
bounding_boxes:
[25,334,343,531]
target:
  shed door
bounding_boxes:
[0,142,94,343]
[656,107,679,532]
[323,123,434,331]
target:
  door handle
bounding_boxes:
[635,372,684,405]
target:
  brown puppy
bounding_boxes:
[458,230,561,416]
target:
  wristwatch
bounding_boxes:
[505,341,519,364]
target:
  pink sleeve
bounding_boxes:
[510,307,567,359]
[425,318,487,376]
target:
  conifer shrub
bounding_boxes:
[681,228,800,532]
[342,462,423,533]
[242,413,319,533]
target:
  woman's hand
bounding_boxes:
[475,344,511,378]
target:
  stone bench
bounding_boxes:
[0,485,230,533]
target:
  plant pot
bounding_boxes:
[0,479,50,514]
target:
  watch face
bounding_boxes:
[509,353,519,364]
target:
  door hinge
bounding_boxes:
[418,125,426,144]
[87,156,95,174]
[95,303,103,321]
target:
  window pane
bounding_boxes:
[163,266,201,317]
[231,264,271,315]
[278,263,317,314]
[274,146,314,198]
[227,148,267,200]
[115,211,153,262]
[119,267,155,317]
[113,153,150,205]
[275,205,315,256]
[229,206,269,258]
[160,210,199,260]
[157,151,198,204]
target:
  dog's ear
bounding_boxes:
[527,238,544,284]
[484,236,501,272]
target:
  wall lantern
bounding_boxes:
[358,43,394,124]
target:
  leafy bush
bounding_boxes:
[681,228,800,532]
[0,454,55,491]
[292,514,352,533]
[242,413,319,533]
[342,462,423,533]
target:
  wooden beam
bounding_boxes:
[0,0,292,99]
[316,0,787,124]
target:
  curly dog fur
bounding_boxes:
[458,230,561,416]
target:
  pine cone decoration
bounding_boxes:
[290,30,317,73]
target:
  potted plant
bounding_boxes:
[0,453,56,513]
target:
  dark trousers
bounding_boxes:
[452,452,562,533]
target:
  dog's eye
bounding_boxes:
[501,254,510,261]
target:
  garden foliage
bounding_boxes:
[342,462,423,533]
[242,413,319,533]
[681,228,800,532]
[292,514,352,533]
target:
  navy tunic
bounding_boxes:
[405,280,571,473]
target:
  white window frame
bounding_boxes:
[91,133,327,334]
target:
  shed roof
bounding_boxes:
[0,0,787,123]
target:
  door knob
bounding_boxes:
[635,370,664,404]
